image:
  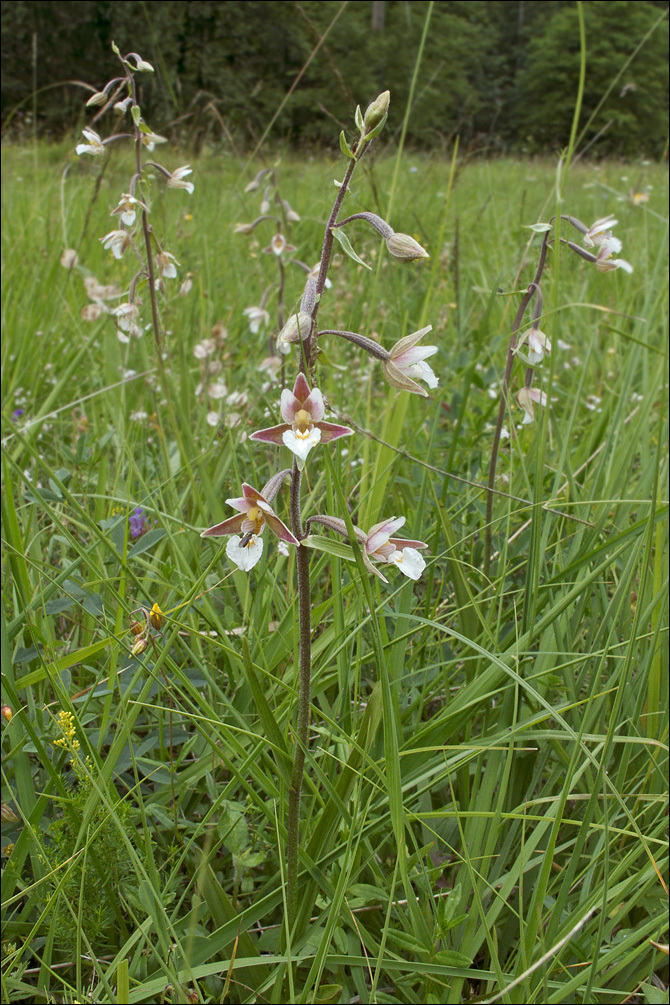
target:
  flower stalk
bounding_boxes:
[484,213,632,576]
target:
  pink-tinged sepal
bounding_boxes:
[292,372,311,401]
[316,420,353,443]
[200,514,245,537]
[263,511,299,545]
[250,423,290,444]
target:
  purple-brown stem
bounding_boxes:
[277,255,285,380]
[484,230,551,577]
[285,145,361,926]
[286,460,311,924]
[128,71,162,351]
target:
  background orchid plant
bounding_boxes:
[75,43,192,351]
[484,212,633,574]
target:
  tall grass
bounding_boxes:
[2,138,668,1004]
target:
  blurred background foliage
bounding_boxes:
[1,0,668,155]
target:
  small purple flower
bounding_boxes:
[12,409,24,420]
[129,507,149,539]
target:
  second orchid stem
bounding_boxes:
[484,230,551,577]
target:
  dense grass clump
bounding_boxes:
[1,142,668,1004]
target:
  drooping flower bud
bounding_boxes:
[86,90,108,107]
[114,97,133,116]
[1,705,13,723]
[300,276,317,316]
[131,636,149,656]
[244,169,269,193]
[386,233,429,262]
[282,199,300,222]
[277,311,313,345]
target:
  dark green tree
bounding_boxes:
[515,0,669,156]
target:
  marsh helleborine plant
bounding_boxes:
[74,44,193,349]
[200,90,436,926]
[484,213,632,573]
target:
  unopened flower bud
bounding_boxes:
[277,311,313,345]
[1,804,19,824]
[282,199,300,222]
[300,276,317,315]
[363,91,390,133]
[234,222,256,235]
[1,706,13,723]
[86,90,108,107]
[386,233,429,262]
[114,97,133,116]
[131,636,149,656]
[244,169,268,193]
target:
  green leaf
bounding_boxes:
[339,130,355,160]
[82,592,103,616]
[362,112,388,142]
[330,226,372,271]
[315,985,343,1004]
[44,598,75,615]
[132,105,142,127]
[432,950,473,967]
[301,534,356,561]
[641,982,668,1005]
[386,930,430,955]
[127,528,166,558]
[14,637,114,690]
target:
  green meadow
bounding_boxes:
[2,140,668,1004]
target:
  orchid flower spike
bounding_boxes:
[243,305,271,334]
[264,233,296,257]
[251,373,352,469]
[516,386,547,425]
[76,127,105,157]
[363,516,428,582]
[583,215,633,273]
[383,326,438,396]
[100,229,132,260]
[201,482,298,572]
[583,216,619,248]
[311,514,427,584]
[526,326,551,365]
[167,165,194,194]
[111,193,148,227]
